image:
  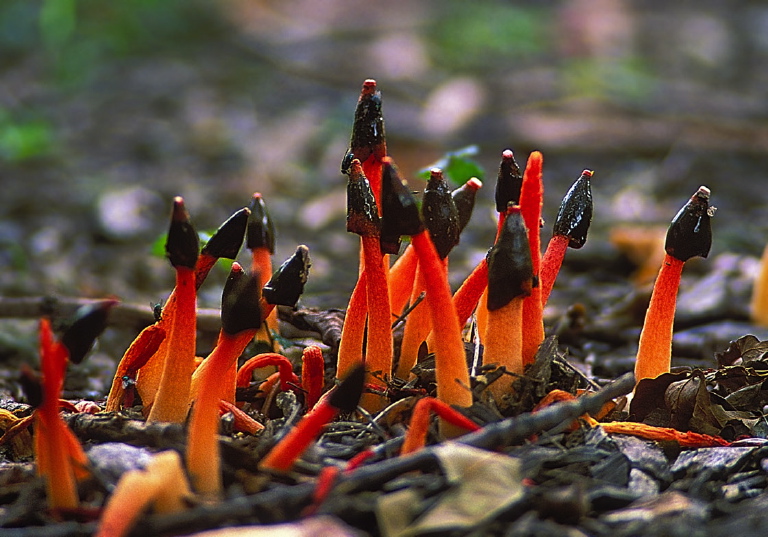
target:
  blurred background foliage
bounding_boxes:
[0,0,767,310]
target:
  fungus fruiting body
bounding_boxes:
[540,169,593,307]
[147,198,200,424]
[137,205,247,412]
[483,206,534,402]
[634,186,714,383]
[750,244,768,327]
[380,159,473,424]
[187,267,262,498]
[518,152,545,367]
[258,366,364,473]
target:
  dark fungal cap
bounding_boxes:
[262,245,311,307]
[328,364,365,413]
[422,168,460,259]
[552,169,594,249]
[486,206,534,311]
[665,185,715,262]
[203,207,250,259]
[61,299,119,364]
[452,177,482,234]
[345,158,380,237]
[246,193,276,254]
[495,149,523,213]
[166,197,199,269]
[221,264,262,335]
[346,79,385,167]
[379,157,424,254]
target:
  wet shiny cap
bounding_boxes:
[345,158,380,237]
[486,206,534,310]
[665,186,715,261]
[452,177,482,233]
[246,193,276,254]
[166,197,199,269]
[552,169,594,249]
[61,300,119,364]
[379,157,424,254]
[345,79,385,170]
[422,168,460,259]
[262,245,311,307]
[329,364,365,412]
[203,207,250,259]
[495,149,523,212]
[221,264,262,335]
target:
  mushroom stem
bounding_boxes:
[395,265,430,380]
[539,234,569,307]
[336,271,368,380]
[105,325,166,412]
[634,254,684,382]
[187,269,261,498]
[519,152,545,367]
[301,346,325,411]
[388,245,418,318]
[750,244,768,327]
[401,397,480,455]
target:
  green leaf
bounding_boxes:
[418,145,485,186]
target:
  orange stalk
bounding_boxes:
[105,325,165,411]
[336,272,367,380]
[634,186,713,384]
[301,345,325,411]
[248,192,278,339]
[187,269,261,498]
[380,159,473,426]
[237,353,299,392]
[519,151,545,367]
[259,366,364,473]
[360,234,392,412]
[750,244,768,327]
[400,397,480,455]
[539,234,569,307]
[388,245,418,317]
[36,319,81,510]
[136,206,248,409]
[148,198,199,424]
[219,400,264,434]
[396,265,430,380]
[452,259,489,329]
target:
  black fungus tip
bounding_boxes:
[494,149,523,212]
[246,194,276,254]
[346,159,381,237]
[329,364,365,413]
[166,197,199,269]
[341,150,355,175]
[552,169,594,249]
[262,245,311,307]
[422,168,460,259]
[452,178,482,234]
[486,208,534,310]
[61,300,118,364]
[18,365,43,409]
[348,80,385,165]
[221,266,262,335]
[203,207,250,259]
[665,186,714,262]
[380,158,424,254]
